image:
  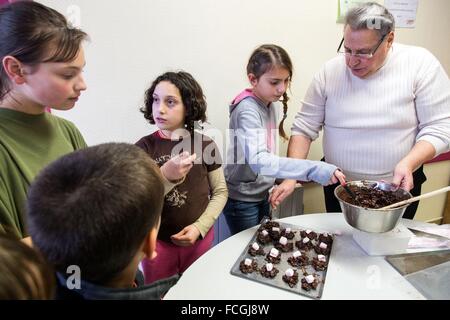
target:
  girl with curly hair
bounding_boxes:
[136,71,228,284]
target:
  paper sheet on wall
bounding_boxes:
[337,0,373,23]
[384,0,419,28]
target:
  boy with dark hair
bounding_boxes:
[27,143,178,299]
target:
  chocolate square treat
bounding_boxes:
[314,241,331,255]
[269,227,281,241]
[295,237,314,251]
[258,220,280,231]
[312,255,328,271]
[239,258,258,274]
[257,229,272,244]
[260,263,279,279]
[301,273,319,291]
[287,251,309,267]
[300,229,317,240]
[275,237,294,252]
[318,232,333,245]
[265,248,281,264]
[282,269,299,288]
[281,228,295,240]
[274,241,294,252]
[247,242,265,256]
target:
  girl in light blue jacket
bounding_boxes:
[223,44,345,235]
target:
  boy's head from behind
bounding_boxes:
[27,143,164,285]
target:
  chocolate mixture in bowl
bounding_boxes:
[341,185,409,209]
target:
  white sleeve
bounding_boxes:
[414,52,450,156]
[291,70,326,141]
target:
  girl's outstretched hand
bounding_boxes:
[170,225,201,246]
[269,179,297,209]
[330,169,346,186]
[160,151,197,182]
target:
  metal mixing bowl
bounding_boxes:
[334,180,412,233]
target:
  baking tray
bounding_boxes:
[230,219,334,299]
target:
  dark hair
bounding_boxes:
[27,143,165,285]
[0,1,88,100]
[247,44,293,141]
[140,71,207,134]
[0,233,55,299]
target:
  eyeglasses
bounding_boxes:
[337,33,387,59]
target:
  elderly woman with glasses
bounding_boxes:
[271,2,450,219]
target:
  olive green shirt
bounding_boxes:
[0,109,87,238]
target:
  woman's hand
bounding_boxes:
[392,162,414,191]
[170,224,201,246]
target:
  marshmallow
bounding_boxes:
[266,263,273,272]
[252,242,260,250]
[319,242,328,249]
[323,232,329,237]
[285,268,294,277]
[305,275,315,284]
[302,237,310,244]
[244,258,252,266]
[318,255,326,262]
[269,248,279,257]
[285,227,291,233]
[272,227,280,232]
[261,230,268,236]
[279,236,288,245]
[306,229,312,234]
[293,250,302,258]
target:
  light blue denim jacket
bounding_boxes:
[224,95,338,202]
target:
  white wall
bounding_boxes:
[39,0,450,220]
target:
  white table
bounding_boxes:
[164,213,430,300]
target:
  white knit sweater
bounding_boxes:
[292,43,450,181]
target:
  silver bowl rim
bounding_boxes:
[334,180,413,211]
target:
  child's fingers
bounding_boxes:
[269,188,283,208]
[185,153,197,164]
[174,234,190,241]
[179,151,196,160]
[179,153,197,167]
[335,170,346,185]
[170,232,194,246]
[170,230,185,240]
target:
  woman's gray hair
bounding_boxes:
[344,2,395,38]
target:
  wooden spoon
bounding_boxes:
[379,186,450,210]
